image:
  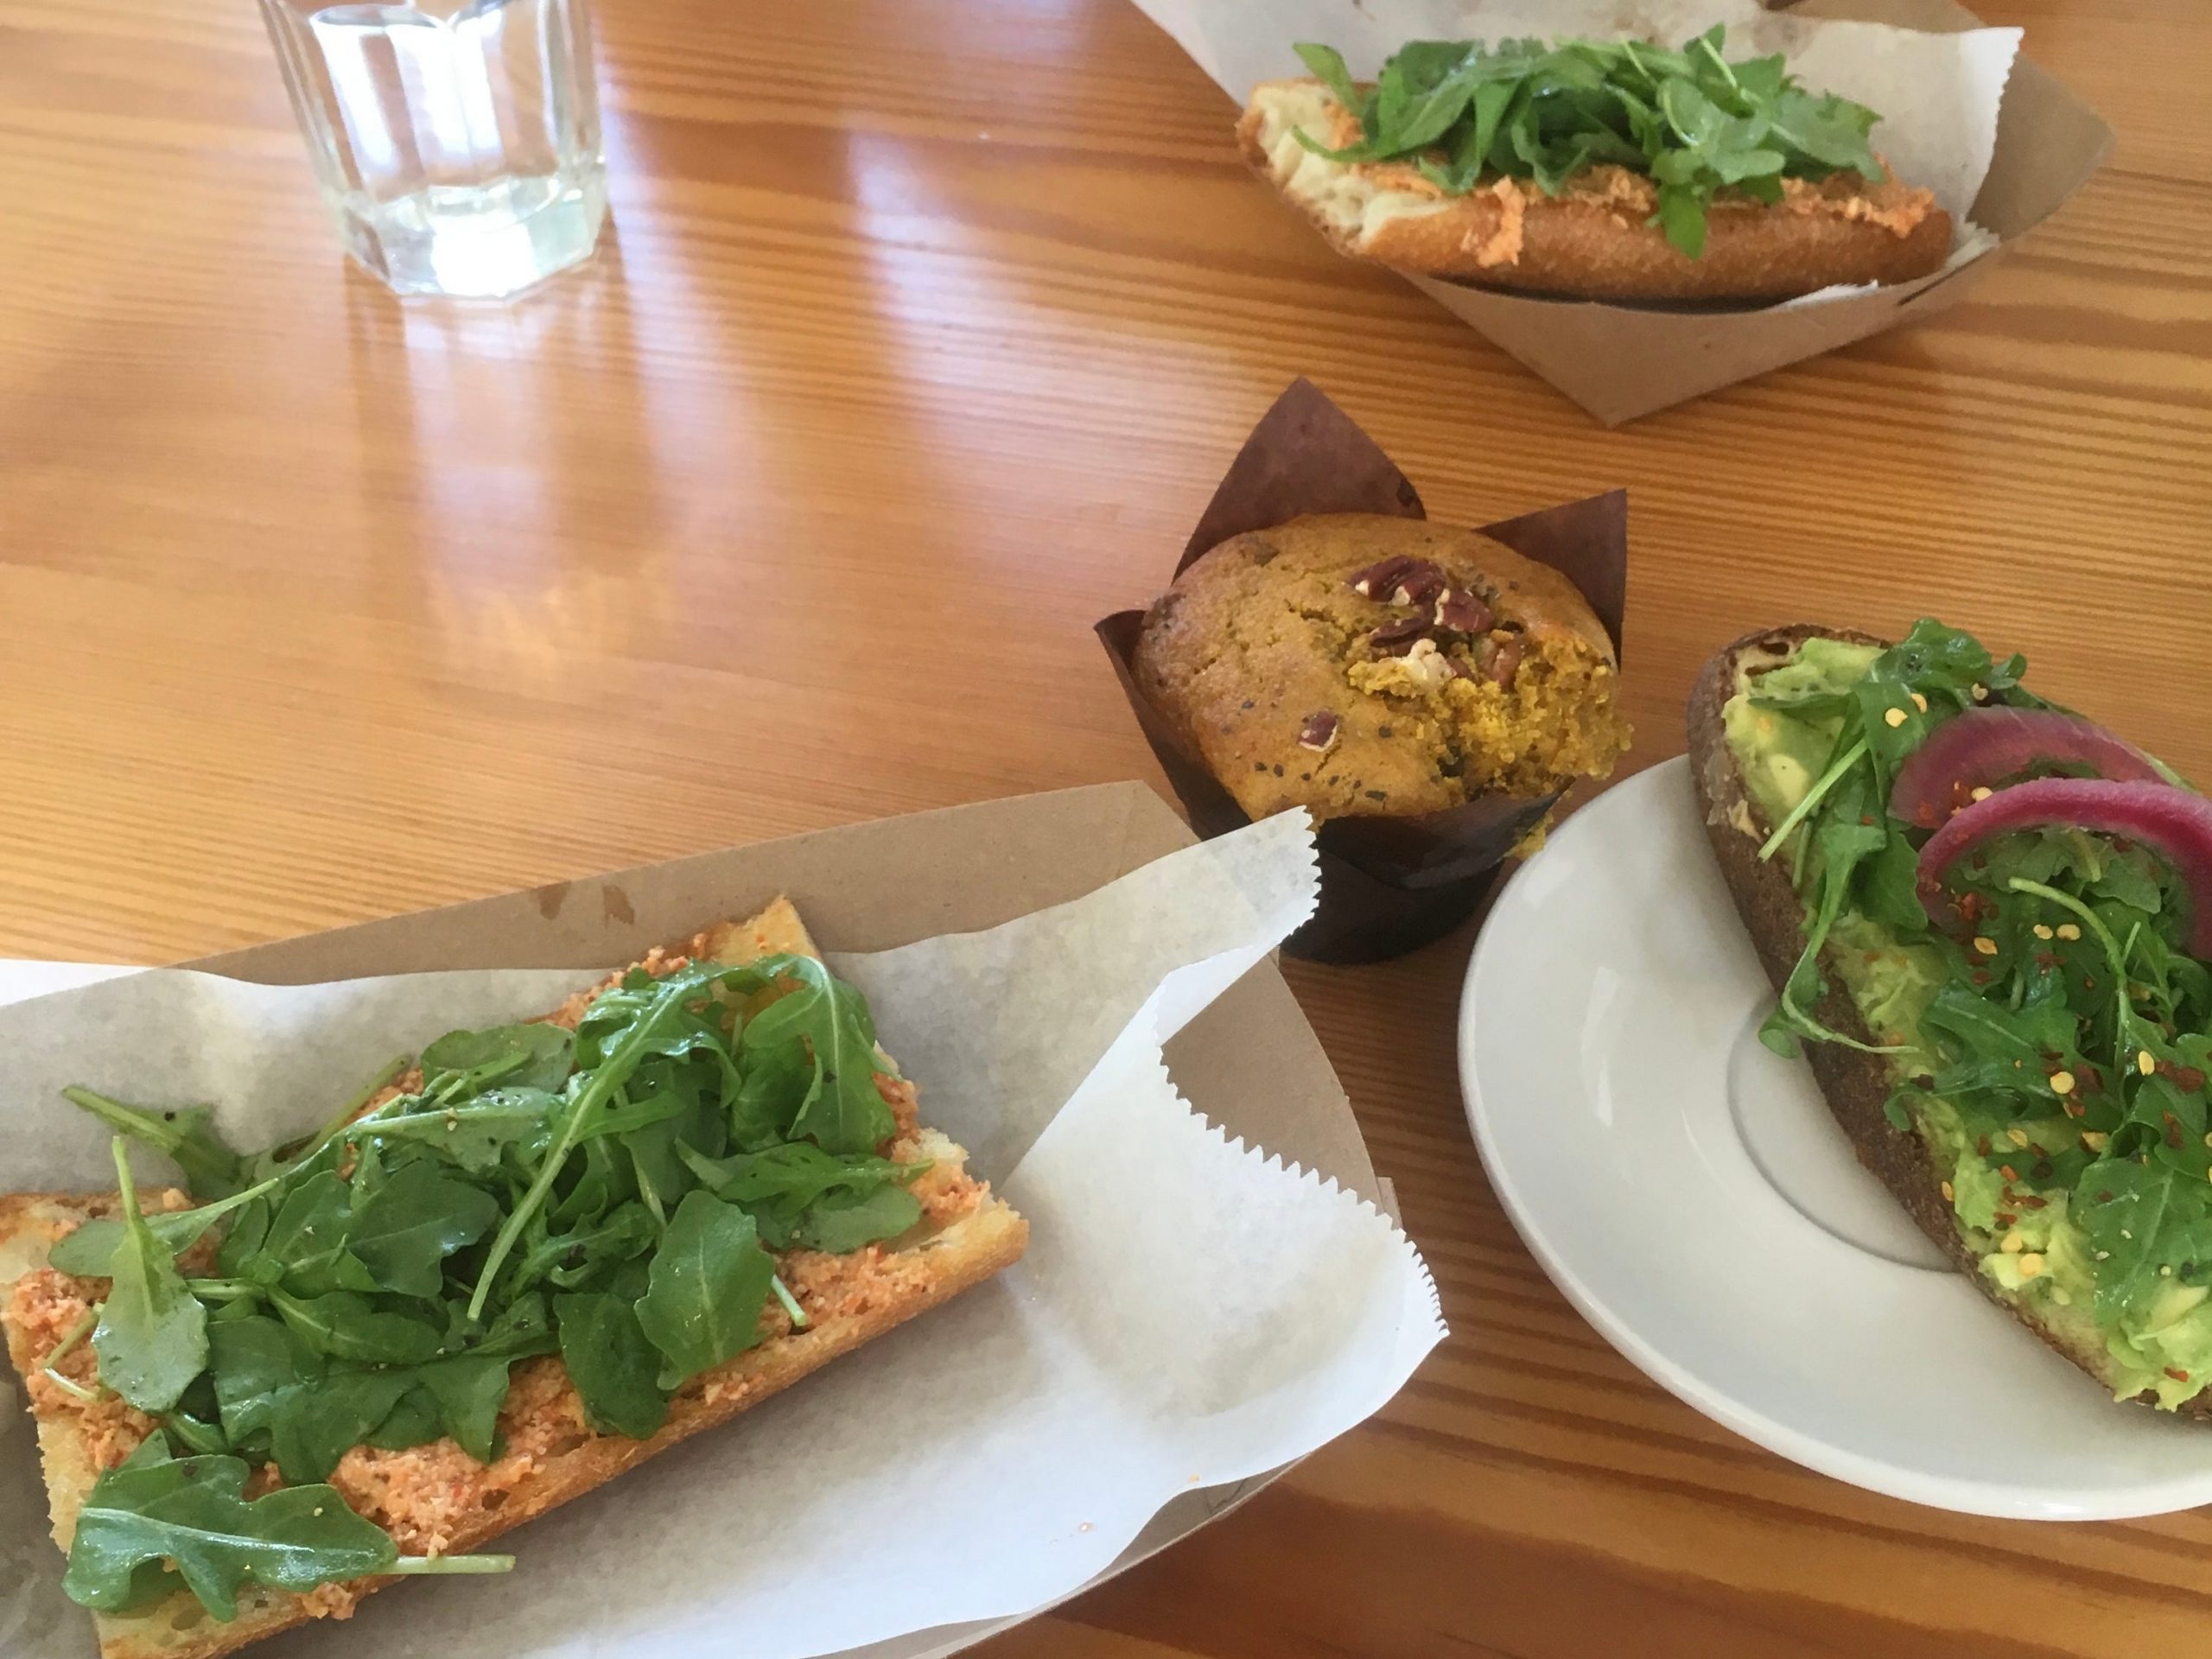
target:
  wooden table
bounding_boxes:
[3,0,2209,1653]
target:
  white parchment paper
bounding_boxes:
[0,813,1444,1659]
[1133,0,2018,300]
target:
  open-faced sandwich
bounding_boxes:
[1240,27,1951,302]
[1691,620,2212,1411]
[0,899,1027,1659]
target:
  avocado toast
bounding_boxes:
[0,899,1027,1659]
[1691,622,2212,1414]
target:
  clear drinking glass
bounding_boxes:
[258,0,607,299]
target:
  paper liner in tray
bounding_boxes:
[1097,378,1627,963]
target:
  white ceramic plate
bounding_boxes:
[1461,756,2212,1519]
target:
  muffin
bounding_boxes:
[1132,514,1630,822]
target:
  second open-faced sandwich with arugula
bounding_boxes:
[0,899,1027,1659]
[1241,28,1950,302]
[1692,620,2212,1412]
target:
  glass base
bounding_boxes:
[331,164,609,300]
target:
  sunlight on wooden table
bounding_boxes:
[1,0,2208,1654]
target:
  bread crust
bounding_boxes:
[0,903,1030,1659]
[1240,81,1953,302]
[1688,626,2196,1416]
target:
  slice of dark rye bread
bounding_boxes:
[0,900,1032,1659]
[1688,624,2190,1416]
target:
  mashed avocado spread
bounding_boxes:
[1722,626,2212,1408]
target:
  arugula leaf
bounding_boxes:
[421,1023,574,1096]
[161,1408,230,1458]
[244,1172,371,1296]
[619,1084,725,1220]
[62,1090,250,1198]
[549,1134,638,1230]
[468,965,732,1319]
[1760,763,1903,1056]
[63,1440,391,1618]
[92,1140,209,1414]
[214,1193,271,1279]
[363,1385,443,1452]
[1858,832,1929,934]
[1294,41,1364,117]
[2075,1159,2212,1325]
[344,1160,499,1299]
[679,1141,925,1250]
[207,1315,419,1481]
[452,1289,560,1361]
[207,1316,316,1452]
[633,1191,775,1389]
[512,1200,658,1294]
[745,957,897,1155]
[50,1175,281,1279]
[271,1376,405,1488]
[350,1089,557,1174]
[554,1288,670,1440]
[795,1185,924,1254]
[62,1438,509,1622]
[416,1354,514,1461]
[1920,980,2078,1073]
[1292,27,1887,257]
[269,1288,442,1367]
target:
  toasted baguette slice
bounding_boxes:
[0,899,1029,1659]
[1688,626,2193,1414]
[1239,80,1952,302]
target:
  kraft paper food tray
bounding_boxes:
[16,780,1377,1659]
[1134,0,2111,424]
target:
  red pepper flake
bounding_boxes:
[2166,1112,2185,1151]
[2033,951,2062,971]
[1977,1135,1992,1156]
[2180,1066,2208,1093]
[2017,1193,2049,1210]
[2098,1192,2115,1204]
[2064,1099,2087,1118]
[1999,1165,2019,1181]
[2078,1065,2102,1096]
[1971,970,1993,986]
[2169,1368,2192,1383]
[1995,1211,2018,1227]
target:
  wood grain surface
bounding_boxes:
[2,0,2209,1655]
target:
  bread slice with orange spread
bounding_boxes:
[0,899,1028,1659]
[1240,78,1951,302]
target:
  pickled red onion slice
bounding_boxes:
[1890,708,2164,830]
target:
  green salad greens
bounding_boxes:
[1292,26,1885,257]
[42,953,927,1620]
[1728,621,2212,1406]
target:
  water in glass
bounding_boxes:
[259,0,607,298]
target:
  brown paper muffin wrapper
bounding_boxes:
[1097,378,1629,963]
